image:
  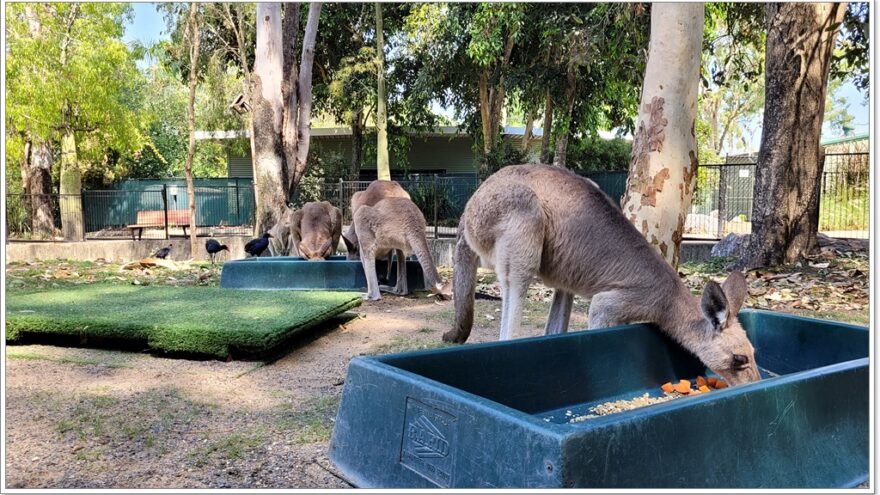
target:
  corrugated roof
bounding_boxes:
[820,133,869,146]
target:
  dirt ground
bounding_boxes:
[5,275,584,489]
[4,254,868,489]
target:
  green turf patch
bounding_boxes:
[6,284,361,358]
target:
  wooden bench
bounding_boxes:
[127,210,191,240]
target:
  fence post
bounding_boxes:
[234,178,241,224]
[338,178,344,222]
[162,184,170,240]
[433,174,439,239]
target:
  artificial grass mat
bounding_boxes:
[5,284,361,358]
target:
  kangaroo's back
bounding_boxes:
[462,165,679,296]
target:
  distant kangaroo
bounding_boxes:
[342,197,448,301]
[345,180,412,281]
[444,164,760,386]
[291,201,342,260]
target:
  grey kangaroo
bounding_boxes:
[342,197,448,300]
[444,164,760,386]
[345,180,412,281]
[291,201,343,260]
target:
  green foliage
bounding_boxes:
[831,3,869,92]
[699,3,766,156]
[5,285,361,358]
[5,3,148,187]
[824,79,856,136]
[566,137,632,172]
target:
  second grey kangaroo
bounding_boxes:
[444,164,760,386]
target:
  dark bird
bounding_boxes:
[205,239,229,264]
[244,233,273,258]
[153,244,173,260]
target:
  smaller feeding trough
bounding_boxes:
[329,310,868,488]
[220,255,426,291]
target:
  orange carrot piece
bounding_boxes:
[678,379,691,388]
[696,376,707,387]
[714,380,728,389]
[698,385,711,393]
[661,382,674,393]
[673,382,691,394]
[707,377,718,387]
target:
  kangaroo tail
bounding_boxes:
[442,226,478,344]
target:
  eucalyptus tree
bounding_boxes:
[5,3,146,239]
[620,3,705,268]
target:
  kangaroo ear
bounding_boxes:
[700,281,729,332]
[721,271,747,316]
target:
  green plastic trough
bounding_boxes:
[219,255,426,291]
[329,310,868,488]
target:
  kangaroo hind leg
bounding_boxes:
[495,217,543,341]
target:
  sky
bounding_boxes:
[123,3,870,154]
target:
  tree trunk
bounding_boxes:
[281,2,300,195]
[290,3,322,193]
[350,109,365,180]
[620,3,704,268]
[251,3,287,233]
[375,3,390,180]
[736,3,845,269]
[184,3,201,257]
[552,68,578,168]
[521,109,535,153]
[540,90,554,164]
[28,140,55,238]
[59,129,84,241]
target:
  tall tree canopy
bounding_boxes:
[5,3,147,238]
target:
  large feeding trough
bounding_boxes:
[220,255,426,291]
[330,310,868,488]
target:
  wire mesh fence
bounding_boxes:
[319,175,480,238]
[6,184,256,241]
[684,153,868,239]
[6,153,867,243]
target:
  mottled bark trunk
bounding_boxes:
[281,2,300,193]
[350,110,365,180]
[375,3,390,180]
[28,141,55,238]
[59,130,84,241]
[251,3,287,232]
[540,90,554,164]
[290,3,322,193]
[620,3,704,268]
[552,68,578,168]
[736,3,844,269]
[184,3,201,256]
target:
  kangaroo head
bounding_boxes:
[691,271,760,386]
[299,238,334,261]
[341,232,360,261]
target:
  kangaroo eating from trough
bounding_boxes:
[345,180,412,281]
[342,197,448,301]
[291,201,343,260]
[444,164,760,386]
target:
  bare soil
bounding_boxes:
[4,274,578,489]
[4,255,867,489]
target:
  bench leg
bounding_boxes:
[138,228,143,241]
[182,226,188,237]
